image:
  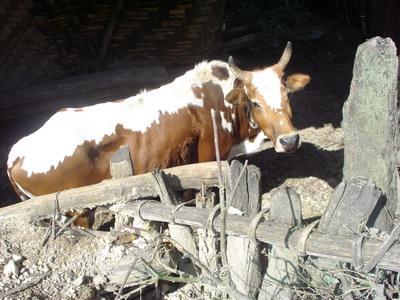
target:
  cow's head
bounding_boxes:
[225,42,310,153]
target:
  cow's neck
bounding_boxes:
[232,103,260,143]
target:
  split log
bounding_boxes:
[315,177,385,298]
[319,177,383,235]
[114,201,400,272]
[0,161,229,220]
[196,185,219,297]
[110,145,134,231]
[226,160,262,300]
[259,187,303,300]
[316,177,391,297]
[110,145,134,179]
[0,65,167,122]
[152,169,198,256]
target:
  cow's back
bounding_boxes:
[7,60,236,199]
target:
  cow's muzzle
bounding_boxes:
[276,133,301,153]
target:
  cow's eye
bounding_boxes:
[250,101,261,108]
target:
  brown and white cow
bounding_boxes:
[7,42,310,199]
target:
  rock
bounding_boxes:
[75,285,97,300]
[342,37,399,231]
[93,275,107,287]
[64,270,76,281]
[3,259,20,277]
[12,254,24,263]
[73,275,88,286]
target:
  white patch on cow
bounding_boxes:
[251,68,282,110]
[8,60,237,176]
[220,111,232,133]
[227,131,266,160]
[279,120,284,126]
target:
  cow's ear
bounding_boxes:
[286,73,310,93]
[226,88,248,105]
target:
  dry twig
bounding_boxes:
[210,109,229,279]
[0,271,51,298]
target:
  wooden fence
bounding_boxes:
[0,37,399,299]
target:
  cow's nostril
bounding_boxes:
[279,134,300,148]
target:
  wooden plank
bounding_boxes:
[110,145,134,231]
[317,177,383,299]
[259,187,303,299]
[152,169,198,256]
[0,161,229,219]
[110,145,134,179]
[226,160,262,299]
[319,177,382,235]
[114,201,400,272]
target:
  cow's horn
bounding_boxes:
[228,56,242,77]
[229,56,251,82]
[276,41,292,71]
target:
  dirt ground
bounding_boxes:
[0,2,365,299]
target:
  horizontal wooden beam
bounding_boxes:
[115,201,400,273]
[0,161,228,219]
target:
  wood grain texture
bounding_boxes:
[227,160,262,300]
[114,201,400,272]
[0,161,228,219]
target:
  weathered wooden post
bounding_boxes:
[258,187,303,300]
[316,177,385,297]
[342,37,399,231]
[110,145,134,230]
[110,145,134,179]
[152,169,198,256]
[196,187,220,299]
[227,160,262,299]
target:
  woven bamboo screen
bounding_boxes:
[32,0,225,71]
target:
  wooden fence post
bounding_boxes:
[152,169,198,256]
[110,145,133,179]
[319,177,383,235]
[316,177,385,298]
[196,187,220,299]
[196,185,218,271]
[258,187,303,300]
[342,37,399,231]
[226,160,262,299]
[110,145,134,231]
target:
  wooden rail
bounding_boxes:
[0,161,228,219]
[116,201,400,273]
